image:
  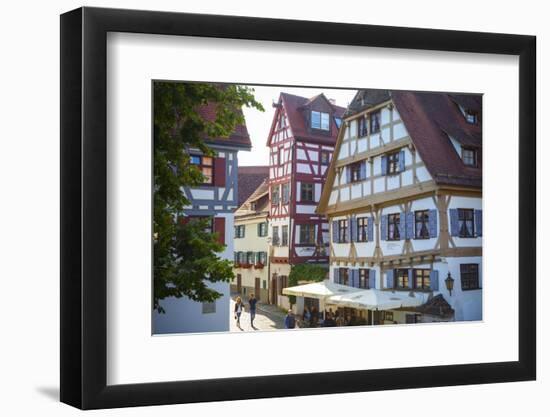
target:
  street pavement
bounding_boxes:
[229,295,286,332]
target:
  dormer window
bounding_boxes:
[461,147,477,167]
[311,111,330,131]
[465,110,478,124]
[334,117,342,129]
[370,110,381,134]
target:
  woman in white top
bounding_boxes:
[234,296,244,327]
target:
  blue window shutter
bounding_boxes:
[332,220,339,243]
[406,211,414,240]
[367,217,374,242]
[399,150,406,172]
[430,270,439,291]
[369,270,376,289]
[352,269,359,288]
[334,268,340,284]
[449,209,459,237]
[345,166,351,183]
[381,155,387,175]
[428,209,438,238]
[350,215,357,242]
[360,161,367,180]
[475,209,482,237]
[408,269,414,289]
[380,214,388,241]
[385,270,394,289]
[399,212,406,240]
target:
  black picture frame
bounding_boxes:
[60,6,536,410]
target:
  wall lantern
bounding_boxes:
[445,272,455,296]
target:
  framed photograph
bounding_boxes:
[60,6,536,410]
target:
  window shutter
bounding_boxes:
[428,209,438,238]
[380,214,388,241]
[408,269,414,289]
[369,270,376,289]
[399,212,406,240]
[381,155,387,175]
[345,166,351,183]
[214,217,225,245]
[430,270,439,291]
[214,157,226,187]
[354,269,361,288]
[234,252,238,263]
[332,220,339,243]
[360,161,367,180]
[350,215,357,242]
[333,268,340,284]
[474,209,483,237]
[257,223,261,236]
[367,217,374,242]
[385,270,394,289]
[399,150,406,172]
[449,209,459,237]
[406,211,414,240]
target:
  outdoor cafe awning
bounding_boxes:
[283,280,431,311]
[282,280,358,299]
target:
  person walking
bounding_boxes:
[248,293,258,328]
[285,309,296,329]
[302,306,311,328]
[234,296,245,328]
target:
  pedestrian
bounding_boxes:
[335,311,345,327]
[234,296,244,328]
[302,306,311,327]
[248,293,258,328]
[285,309,296,329]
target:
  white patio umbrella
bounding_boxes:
[282,280,358,300]
[328,289,431,311]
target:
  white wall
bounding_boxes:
[1,1,547,417]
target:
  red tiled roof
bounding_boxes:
[392,91,482,189]
[273,92,346,145]
[197,102,252,149]
[237,166,269,206]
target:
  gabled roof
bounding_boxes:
[391,91,482,188]
[235,179,270,218]
[268,92,346,146]
[237,166,269,207]
[197,102,252,149]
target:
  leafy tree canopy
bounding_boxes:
[154,82,263,312]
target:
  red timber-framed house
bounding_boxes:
[267,92,345,308]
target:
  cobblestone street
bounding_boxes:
[229,295,286,332]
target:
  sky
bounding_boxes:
[239,85,357,166]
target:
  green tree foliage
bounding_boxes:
[287,264,329,305]
[153,82,263,312]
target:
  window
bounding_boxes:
[415,210,430,239]
[413,269,431,290]
[282,183,290,204]
[358,116,368,137]
[246,251,255,264]
[235,225,245,238]
[272,226,280,245]
[311,111,330,131]
[282,225,289,246]
[278,275,288,295]
[394,269,409,289]
[349,162,362,183]
[257,222,268,237]
[460,264,480,290]
[387,213,401,241]
[257,252,267,265]
[320,151,330,165]
[262,280,267,290]
[386,151,400,175]
[359,269,370,289]
[279,147,284,164]
[190,155,214,185]
[301,183,314,202]
[458,208,475,238]
[334,117,342,129]
[370,110,381,134]
[339,268,350,286]
[338,219,349,243]
[300,224,315,244]
[272,150,279,165]
[384,311,394,321]
[202,301,216,314]
[462,147,477,166]
[357,217,369,242]
[271,185,280,205]
[465,110,478,124]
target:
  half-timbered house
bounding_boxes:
[317,89,482,323]
[267,92,345,308]
[153,103,252,334]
